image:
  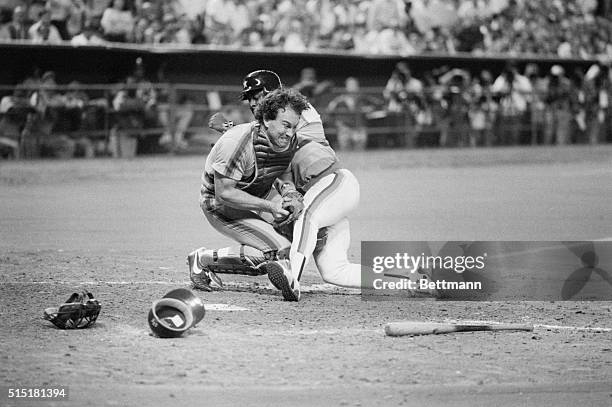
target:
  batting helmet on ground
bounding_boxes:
[148,288,205,338]
[241,70,282,100]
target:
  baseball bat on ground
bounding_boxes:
[384,321,534,337]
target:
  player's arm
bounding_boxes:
[274,166,298,195]
[296,106,326,142]
[214,172,288,219]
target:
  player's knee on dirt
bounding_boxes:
[315,251,361,288]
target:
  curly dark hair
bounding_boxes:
[253,88,309,123]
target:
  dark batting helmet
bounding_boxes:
[241,70,282,100]
[148,288,205,338]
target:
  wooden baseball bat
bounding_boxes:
[384,321,534,337]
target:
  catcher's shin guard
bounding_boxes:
[196,246,268,277]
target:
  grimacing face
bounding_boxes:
[263,107,300,151]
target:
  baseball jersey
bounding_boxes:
[296,104,326,143]
[292,105,341,193]
[201,122,296,200]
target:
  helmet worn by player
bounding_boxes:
[241,70,282,100]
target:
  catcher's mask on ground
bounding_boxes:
[43,291,101,329]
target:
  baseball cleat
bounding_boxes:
[266,259,300,301]
[187,247,223,291]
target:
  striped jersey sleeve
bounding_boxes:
[296,104,327,143]
[206,123,255,181]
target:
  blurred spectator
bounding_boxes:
[28,9,62,44]
[188,13,207,44]
[62,80,95,157]
[157,13,190,44]
[0,83,35,158]
[327,26,354,51]
[279,19,307,52]
[61,80,88,128]
[70,16,105,45]
[27,1,47,26]
[376,25,416,55]
[89,0,110,17]
[467,69,496,146]
[524,63,548,145]
[584,63,610,144]
[227,0,250,42]
[327,76,379,150]
[544,65,573,145]
[25,71,79,158]
[467,93,488,147]
[315,0,336,46]
[66,0,90,38]
[110,58,163,155]
[571,69,588,142]
[0,5,28,40]
[491,62,532,145]
[156,64,194,150]
[293,67,334,106]
[367,0,407,31]
[46,0,73,40]
[100,0,134,42]
[438,69,471,147]
[383,61,423,112]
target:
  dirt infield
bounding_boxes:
[1,145,611,406]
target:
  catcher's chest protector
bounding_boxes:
[240,128,296,198]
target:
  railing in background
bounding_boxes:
[0,83,610,159]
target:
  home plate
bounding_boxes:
[204,303,249,311]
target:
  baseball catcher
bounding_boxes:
[188,88,309,299]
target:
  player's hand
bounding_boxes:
[208,112,234,133]
[269,201,290,221]
[275,190,304,227]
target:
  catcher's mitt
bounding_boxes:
[274,190,304,232]
[43,291,101,329]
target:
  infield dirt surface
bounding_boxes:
[1,145,611,406]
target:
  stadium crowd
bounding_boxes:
[1,0,611,157]
[372,61,611,148]
[1,58,610,159]
[0,0,611,59]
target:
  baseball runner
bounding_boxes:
[187,87,310,291]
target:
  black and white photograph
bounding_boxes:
[1,0,611,405]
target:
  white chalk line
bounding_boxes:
[247,328,381,336]
[205,303,249,311]
[452,319,612,333]
[533,324,611,332]
[0,280,361,295]
[484,239,612,260]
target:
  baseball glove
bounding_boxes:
[208,112,234,133]
[274,190,304,229]
[43,291,101,329]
